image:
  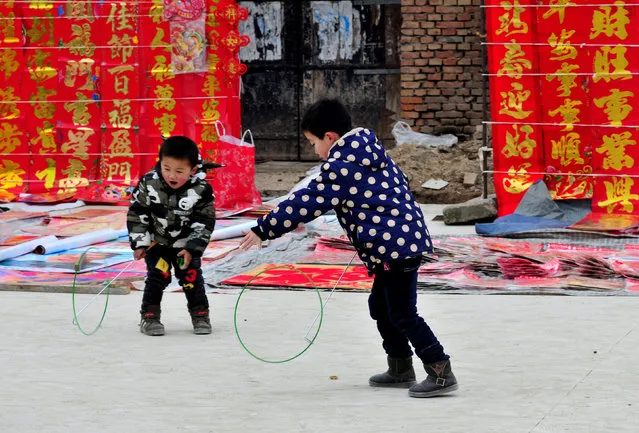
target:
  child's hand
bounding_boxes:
[177,249,192,269]
[133,248,147,260]
[240,231,263,251]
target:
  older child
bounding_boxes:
[128,136,216,336]
[240,99,457,398]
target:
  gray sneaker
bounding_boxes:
[190,307,212,335]
[140,306,165,336]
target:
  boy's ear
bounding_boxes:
[325,132,338,143]
[190,166,199,176]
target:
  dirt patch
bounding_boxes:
[388,139,495,204]
[255,141,495,204]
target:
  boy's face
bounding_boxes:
[304,131,338,160]
[160,156,197,189]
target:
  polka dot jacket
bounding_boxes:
[251,127,433,272]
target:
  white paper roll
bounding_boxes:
[211,221,256,241]
[35,228,129,255]
[0,235,59,262]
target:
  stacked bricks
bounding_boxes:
[400,0,483,137]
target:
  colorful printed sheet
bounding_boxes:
[220,264,373,290]
[0,248,132,273]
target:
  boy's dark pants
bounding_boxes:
[141,244,209,313]
[368,257,448,364]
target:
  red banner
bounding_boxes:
[487,0,639,215]
[0,0,247,206]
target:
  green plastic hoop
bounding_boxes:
[233,264,324,364]
[72,247,112,336]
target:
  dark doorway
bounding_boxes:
[240,0,401,161]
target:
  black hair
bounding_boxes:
[159,136,200,168]
[301,99,353,139]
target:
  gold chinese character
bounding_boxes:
[503,163,535,194]
[596,132,636,171]
[108,34,135,63]
[107,161,132,185]
[64,59,95,91]
[153,85,176,111]
[1,12,18,44]
[152,56,174,82]
[548,29,577,61]
[594,89,634,126]
[0,88,20,120]
[108,65,135,95]
[551,132,584,166]
[497,1,529,37]
[0,159,26,190]
[28,50,57,83]
[502,125,537,159]
[0,123,22,154]
[598,177,639,213]
[68,24,95,56]
[548,99,582,131]
[591,2,629,40]
[499,82,533,120]
[153,113,177,135]
[61,128,95,160]
[497,41,532,78]
[66,1,94,22]
[64,94,93,126]
[58,159,89,194]
[151,28,170,53]
[108,130,133,156]
[203,76,221,96]
[26,15,54,45]
[542,0,576,24]
[108,100,134,128]
[150,0,163,24]
[35,158,56,189]
[201,123,219,142]
[31,121,56,152]
[0,50,19,79]
[546,63,579,97]
[593,45,630,83]
[201,99,220,121]
[107,2,134,31]
[31,86,56,120]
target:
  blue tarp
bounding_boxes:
[475,214,571,236]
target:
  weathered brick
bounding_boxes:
[402,97,421,104]
[401,1,483,132]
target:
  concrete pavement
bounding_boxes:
[1,289,637,433]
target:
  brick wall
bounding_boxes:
[400,0,484,138]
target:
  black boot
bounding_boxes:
[190,306,212,335]
[140,305,165,336]
[369,356,417,388]
[408,359,458,398]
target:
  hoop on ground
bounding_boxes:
[72,247,124,336]
[233,264,324,364]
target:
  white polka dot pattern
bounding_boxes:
[253,127,433,271]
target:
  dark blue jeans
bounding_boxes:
[368,257,448,364]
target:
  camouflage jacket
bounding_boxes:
[127,165,216,257]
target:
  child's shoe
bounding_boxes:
[190,307,212,335]
[408,359,458,398]
[369,356,417,388]
[140,305,165,336]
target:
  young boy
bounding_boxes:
[128,136,216,336]
[240,99,457,398]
